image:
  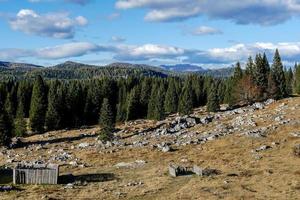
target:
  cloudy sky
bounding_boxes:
[0,0,300,67]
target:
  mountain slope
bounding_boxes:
[161,64,207,72]
[0,61,42,69]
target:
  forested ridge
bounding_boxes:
[0,50,300,146]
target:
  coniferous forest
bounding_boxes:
[1,50,300,146]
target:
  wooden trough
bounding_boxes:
[13,163,59,185]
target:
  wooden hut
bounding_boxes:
[13,163,59,185]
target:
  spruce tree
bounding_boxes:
[178,80,194,115]
[147,82,158,119]
[5,92,16,119]
[0,112,12,146]
[285,68,293,96]
[271,49,287,99]
[294,64,300,94]
[99,98,115,141]
[152,85,165,120]
[116,84,127,122]
[233,62,243,80]
[45,81,63,131]
[14,101,27,137]
[207,82,220,112]
[29,76,47,133]
[254,53,269,99]
[140,78,152,118]
[126,87,140,121]
[245,56,255,76]
[164,79,178,114]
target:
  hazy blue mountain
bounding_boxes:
[161,64,207,72]
[0,61,42,69]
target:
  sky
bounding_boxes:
[0,0,300,68]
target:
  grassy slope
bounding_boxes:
[1,97,300,200]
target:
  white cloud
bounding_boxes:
[115,0,300,25]
[115,44,185,61]
[36,42,100,59]
[9,9,88,39]
[111,36,126,43]
[28,0,92,5]
[1,41,300,66]
[190,26,222,36]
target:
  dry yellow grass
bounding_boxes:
[1,97,300,200]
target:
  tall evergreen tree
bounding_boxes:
[45,81,63,131]
[0,110,12,146]
[254,53,269,99]
[126,87,140,121]
[14,100,27,137]
[116,84,127,122]
[140,78,152,118]
[29,76,47,133]
[147,82,159,119]
[233,62,243,81]
[245,56,255,76]
[207,82,220,112]
[99,98,115,141]
[4,92,16,121]
[270,49,287,99]
[164,79,178,114]
[294,64,300,94]
[178,80,194,115]
[152,85,165,120]
[285,68,293,96]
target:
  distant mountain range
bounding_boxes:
[0,61,42,69]
[0,60,234,80]
[160,64,207,72]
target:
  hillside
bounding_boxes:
[0,61,42,69]
[1,97,300,199]
[0,61,234,80]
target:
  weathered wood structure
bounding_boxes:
[13,163,59,185]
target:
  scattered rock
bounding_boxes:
[255,145,272,152]
[162,145,171,153]
[293,144,300,157]
[115,160,146,168]
[64,183,74,189]
[78,143,90,148]
[0,186,14,192]
[252,102,264,110]
[290,132,300,138]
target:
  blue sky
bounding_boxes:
[0,0,300,68]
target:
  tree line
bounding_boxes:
[0,50,299,146]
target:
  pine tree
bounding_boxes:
[14,100,27,137]
[164,79,178,114]
[285,68,293,96]
[207,82,220,112]
[245,56,255,76]
[99,98,115,141]
[0,97,12,146]
[294,64,300,94]
[233,62,243,81]
[147,82,158,119]
[4,92,16,119]
[271,49,287,99]
[126,87,140,121]
[116,84,127,122]
[29,76,47,133]
[178,80,194,115]
[152,85,165,120]
[254,53,269,99]
[140,78,152,118]
[45,81,63,131]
